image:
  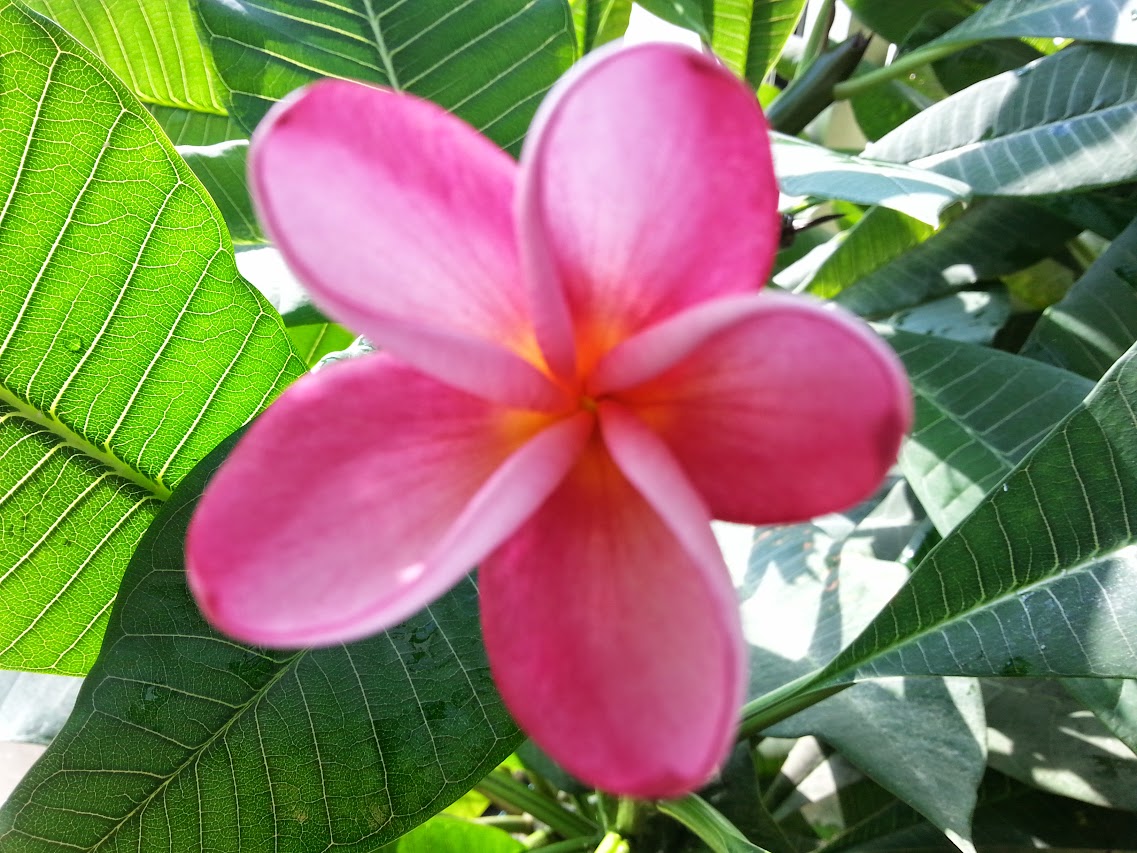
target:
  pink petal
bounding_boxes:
[517,44,780,379]
[615,293,912,525]
[186,355,591,648]
[250,79,562,410]
[480,407,743,798]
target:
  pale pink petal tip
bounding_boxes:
[517,42,781,375]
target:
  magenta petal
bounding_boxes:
[618,293,912,525]
[517,44,780,375]
[480,411,743,798]
[186,356,588,648]
[250,79,561,410]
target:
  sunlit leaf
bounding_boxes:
[929,0,1137,48]
[867,44,1137,196]
[0,3,302,674]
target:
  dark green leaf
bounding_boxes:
[1021,216,1137,381]
[983,679,1137,811]
[841,0,976,46]
[0,435,521,851]
[0,2,302,674]
[821,337,1137,683]
[744,0,808,87]
[834,200,1078,318]
[195,0,577,152]
[1063,677,1137,756]
[867,44,1137,196]
[634,0,709,38]
[739,482,984,851]
[888,330,1092,534]
[658,795,773,853]
[148,105,245,146]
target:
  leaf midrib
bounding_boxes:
[0,383,171,501]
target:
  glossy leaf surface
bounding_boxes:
[195,0,577,151]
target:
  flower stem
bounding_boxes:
[478,771,599,839]
[593,832,630,853]
[833,40,978,100]
[798,0,837,77]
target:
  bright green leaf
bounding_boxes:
[22,0,228,113]
[570,0,633,54]
[194,0,577,152]
[0,3,302,674]
[745,0,809,86]
[0,436,521,851]
[179,139,261,244]
[772,133,970,227]
[634,0,709,38]
[387,815,523,853]
[1021,216,1137,381]
[867,44,1137,196]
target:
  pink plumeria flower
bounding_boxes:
[187,44,910,798]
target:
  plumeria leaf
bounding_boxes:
[383,815,524,853]
[1021,216,1137,381]
[194,0,577,153]
[570,0,633,54]
[179,140,262,244]
[744,0,809,87]
[772,133,970,227]
[22,0,229,113]
[658,794,773,853]
[818,336,1137,685]
[634,0,710,39]
[0,3,302,674]
[737,482,984,852]
[888,330,1092,535]
[1063,677,1137,756]
[927,0,1137,49]
[22,0,240,145]
[0,434,520,851]
[834,199,1079,318]
[983,679,1137,811]
[886,290,1010,346]
[776,207,934,299]
[866,44,1137,196]
[287,324,357,369]
[840,0,972,46]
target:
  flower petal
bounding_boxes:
[615,293,912,525]
[250,78,561,410]
[517,43,780,378]
[186,355,590,648]
[480,407,743,798]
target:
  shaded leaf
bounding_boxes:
[822,336,1137,684]
[571,0,633,53]
[887,330,1092,535]
[0,436,521,852]
[867,44,1137,196]
[887,290,1010,345]
[0,672,80,745]
[1021,216,1137,381]
[739,483,984,852]
[834,199,1078,318]
[195,0,577,152]
[0,3,302,674]
[984,679,1137,811]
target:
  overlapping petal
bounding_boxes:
[613,293,912,525]
[517,44,781,379]
[480,407,743,798]
[186,356,589,648]
[249,79,562,410]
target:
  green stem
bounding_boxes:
[478,772,599,839]
[834,40,978,99]
[594,832,630,853]
[737,671,849,740]
[477,815,535,832]
[614,797,645,837]
[530,837,603,853]
[798,0,837,77]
